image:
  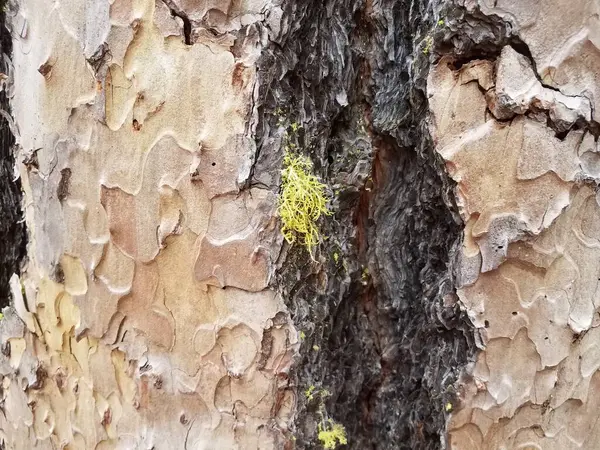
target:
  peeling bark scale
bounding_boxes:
[0,0,598,449]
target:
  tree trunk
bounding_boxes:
[0,0,598,449]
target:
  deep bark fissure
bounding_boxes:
[256,0,477,448]
[161,0,193,45]
[0,7,25,309]
[437,4,600,148]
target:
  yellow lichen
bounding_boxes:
[318,420,348,449]
[319,389,331,398]
[278,153,330,257]
[305,385,316,400]
[422,35,434,55]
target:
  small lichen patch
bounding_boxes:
[305,384,347,448]
[318,420,347,449]
[422,35,433,55]
[305,385,316,400]
[278,153,330,257]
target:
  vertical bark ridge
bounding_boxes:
[0,5,25,308]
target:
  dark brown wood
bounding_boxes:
[0,8,25,309]
[253,1,477,448]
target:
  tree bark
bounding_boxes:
[0,0,599,449]
[1,0,297,448]
[431,3,600,449]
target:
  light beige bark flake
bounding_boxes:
[431,1,600,447]
[2,0,296,448]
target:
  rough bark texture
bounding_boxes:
[0,6,25,310]
[254,1,475,449]
[1,0,600,449]
[429,1,600,449]
[1,1,298,448]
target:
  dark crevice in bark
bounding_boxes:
[0,7,25,309]
[161,0,192,45]
[437,5,600,138]
[254,0,481,447]
[257,0,477,448]
[434,3,515,61]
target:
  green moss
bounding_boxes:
[423,19,445,55]
[278,153,330,257]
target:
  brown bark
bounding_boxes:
[0,0,296,448]
[1,0,599,449]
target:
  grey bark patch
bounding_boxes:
[57,168,72,203]
[255,0,477,448]
[0,8,25,309]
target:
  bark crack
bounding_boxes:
[161,0,192,45]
